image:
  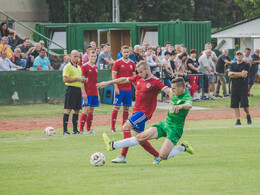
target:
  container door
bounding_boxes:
[109,29,131,60]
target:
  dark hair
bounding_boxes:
[189,49,197,54]
[171,77,185,88]
[164,41,171,47]
[39,48,46,52]
[121,45,129,50]
[179,52,188,59]
[156,46,162,56]
[164,51,171,56]
[100,44,106,49]
[245,48,251,51]
[23,38,29,43]
[0,22,8,36]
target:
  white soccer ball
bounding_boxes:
[44,126,55,136]
[90,152,106,167]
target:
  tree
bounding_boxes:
[46,0,112,23]
[194,0,244,27]
[234,0,260,19]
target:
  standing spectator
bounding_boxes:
[228,51,252,125]
[79,50,99,134]
[0,37,13,59]
[110,45,136,133]
[198,50,215,99]
[33,49,52,71]
[161,51,175,102]
[62,50,88,135]
[100,44,106,53]
[96,43,114,69]
[174,52,188,73]
[90,41,96,50]
[59,55,70,70]
[187,49,200,98]
[90,41,98,62]
[82,45,92,64]
[175,44,182,55]
[0,22,16,46]
[200,43,218,64]
[146,47,162,78]
[10,48,27,68]
[169,51,177,73]
[0,51,22,71]
[248,49,260,96]
[133,45,143,63]
[143,42,150,52]
[77,49,84,67]
[161,41,171,58]
[215,49,233,97]
[117,46,136,64]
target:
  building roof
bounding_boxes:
[212,15,260,38]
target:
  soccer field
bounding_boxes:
[1,119,260,195]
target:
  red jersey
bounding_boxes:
[112,58,136,91]
[81,63,98,96]
[128,75,167,119]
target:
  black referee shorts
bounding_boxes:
[230,89,249,108]
[64,86,82,110]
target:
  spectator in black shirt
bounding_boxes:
[30,43,42,59]
[215,49,234,97]
[0,22,17,46]
[248,49,260,96]
[228,51,252,125]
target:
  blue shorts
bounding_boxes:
[113,90,132,107]
[82,96,99,107]
[128,111,148,133]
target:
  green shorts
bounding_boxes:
[153,120,183,145]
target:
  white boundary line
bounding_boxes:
[0,125,260,143]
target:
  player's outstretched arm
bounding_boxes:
[97,77,130,89]
[162,87,173,98]
[171,103,192,113]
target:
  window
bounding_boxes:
[140,27,158,47]
[49,29,66,49]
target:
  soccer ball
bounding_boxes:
[90,152,105,167]
[44,126,55,136]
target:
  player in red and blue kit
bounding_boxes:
[111,45,136,133]
[97,60,173,164]
[79,50,99,134]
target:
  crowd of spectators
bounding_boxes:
[0,21,53,71]
[1,21,259,101]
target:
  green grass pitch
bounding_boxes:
[1,118,260,195]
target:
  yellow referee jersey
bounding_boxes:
[63,62,82,88]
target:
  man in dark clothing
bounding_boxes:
[248,49,260,96]
[215,49,233,97]
[228,51,252,125]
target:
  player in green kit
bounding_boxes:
[103,77,194,164]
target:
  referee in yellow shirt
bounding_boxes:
[63,50,88,135]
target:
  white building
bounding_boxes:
[212,16,260,52]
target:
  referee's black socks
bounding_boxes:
[63,113,69,132]
[72,114,79,132]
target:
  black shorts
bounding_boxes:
[230,89,249,108]
[64,86,82,110]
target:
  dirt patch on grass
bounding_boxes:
[0,107,260,131]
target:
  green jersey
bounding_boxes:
[165,91,192,129]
